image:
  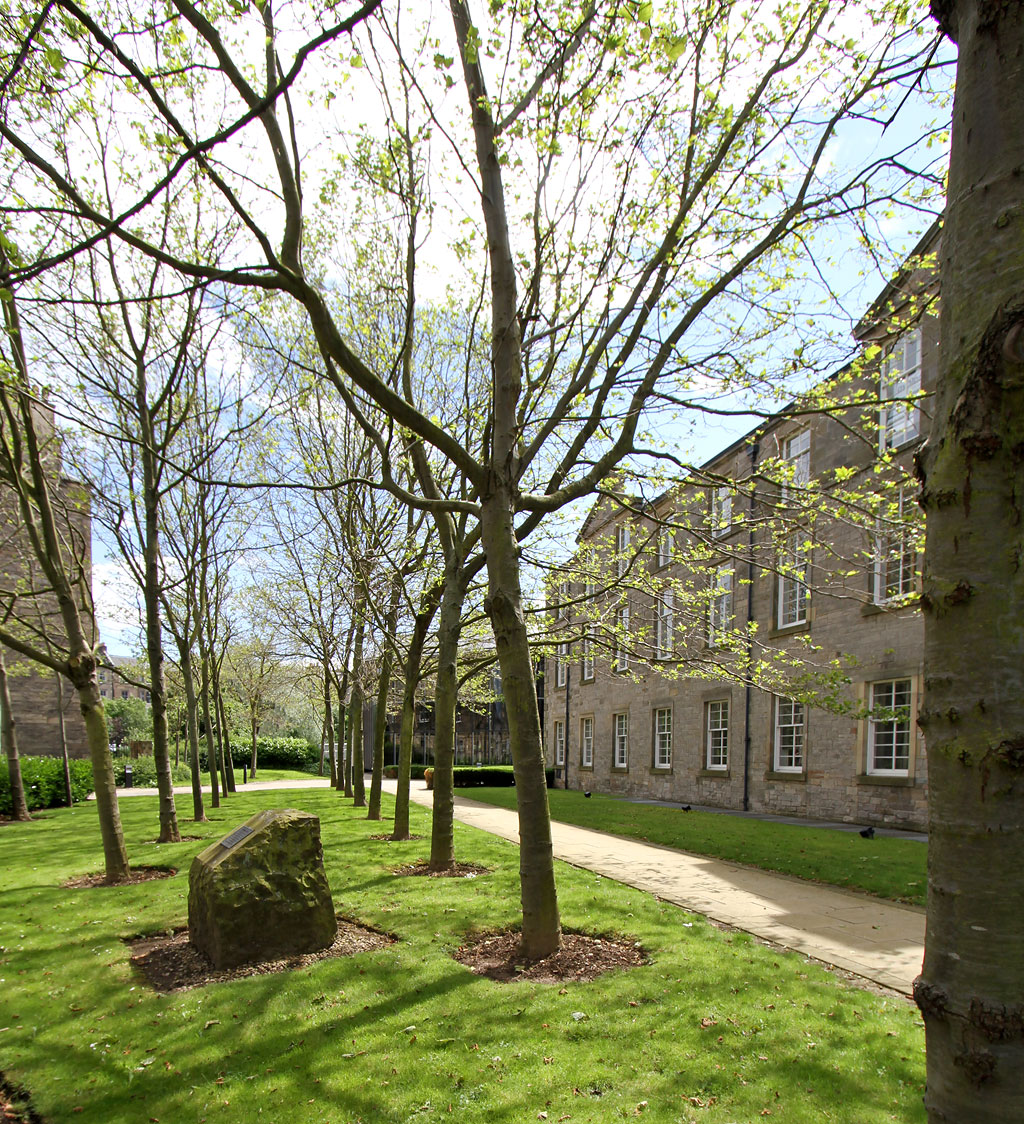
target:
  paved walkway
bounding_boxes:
[381,780,924,996]
[113,776,924,994]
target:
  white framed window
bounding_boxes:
[874,487,917,604]
[554,719,565,766]
[867,678,912,775]
[614,604,630,671]
[555,641,568,687]
[656,522,674,568]
[653,707,672,769]
[613,712,629,769]
[773,697,805,772]
[782,429,810,500]
[706,700,729,770]
[711,485,732,537]
[655,591,674,659]
[708,563,733,645]
[881,328,922,451]
[580,715,594,768]
[581,628,595,681]
[616,523,631,577]
[777,534,809,627]
[556,578,571,618]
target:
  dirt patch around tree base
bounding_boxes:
[0,1076,41,1124]
[127,918,396,993]
[393,859,489,879]
[63,866,177,889]
[369,833,424,842]
[453,930,648,983]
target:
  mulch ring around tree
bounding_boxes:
[0,1076,41,1124]
[127,918,396,993]
[454,930,648,984]
[369,833,424,842]
[393,859,490,879]
[63,866,177,889]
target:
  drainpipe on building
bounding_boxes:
[743,440,760,812]
[563,668,571,790]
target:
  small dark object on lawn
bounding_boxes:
[680,804,691,812]
[584,791,592,798]
[859,826,876,839]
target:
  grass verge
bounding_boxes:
[0,787,924,1123]
[464,787,927,907]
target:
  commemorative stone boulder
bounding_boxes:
[188,808,337,969]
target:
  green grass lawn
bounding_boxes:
[464,787,928,907]
[0,789,925,1123]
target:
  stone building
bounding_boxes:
[546,231,937,831]
[0,399,93,758]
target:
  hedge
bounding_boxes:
[383,764,429,780]
[194,737,319,772]
[115,757,193,787]
[1,756,94,815]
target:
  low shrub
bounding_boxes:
[383,764,429,780]
[193,737,319,773]
[115,756,192,787]
[453,765,516,787]
[0,756,94,815]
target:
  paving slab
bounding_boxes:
[387,780,925,995]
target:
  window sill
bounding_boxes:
[765,769,806,782]
[649,766,673,776]
[698,768,730,779]
[857,772,914,787]
[768,620,811,639]
[578,764,594,773]
[611,765,629,774]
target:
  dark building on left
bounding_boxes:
[0,397,93,758]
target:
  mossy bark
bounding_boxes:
[917,4,1024,1119]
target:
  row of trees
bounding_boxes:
[1,0,1019,1117]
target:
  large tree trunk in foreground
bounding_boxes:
[480,490,560,958]
[916,4,1024,1120]
[0,650,30,821]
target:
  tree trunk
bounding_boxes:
[0,650,31,821]
[72,661,130,882]
[215,686,235,792]
[367,577,401,821]
[429,566,468,871]
[350,687,364,806]
[392,603,436,841]
[480,490,560,958]
[249,714,259,779]
[339,700,350,794]
[200,653,219,808]
[138,420,180,844]
[916,5,1024,1120]
[54,671,73,806]
[325,667,337,785]
[176,644,207,822]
